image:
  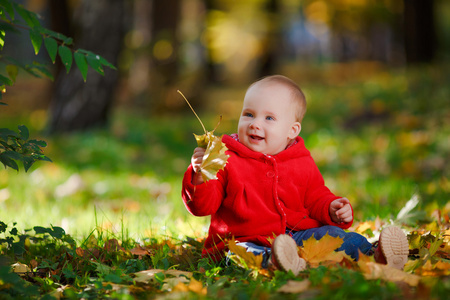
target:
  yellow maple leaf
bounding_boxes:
[355,221,374,234]
[227,237,264,269]
[299,233,345,267]
[199,134,229,181]
[179,90,229,182]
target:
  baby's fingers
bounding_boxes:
[337,206,353,222]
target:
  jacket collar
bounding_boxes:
[222,134,311,161]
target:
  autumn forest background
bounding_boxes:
[0,0,449,298]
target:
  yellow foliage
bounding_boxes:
[299,233,346,267]
[227,237,264,269]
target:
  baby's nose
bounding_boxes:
[249,121,260,129]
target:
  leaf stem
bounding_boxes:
[177,90,206,134]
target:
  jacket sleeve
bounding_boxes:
[303,159,353,229]
[181,164,226,217]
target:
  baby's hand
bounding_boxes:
[191,147,205,185]
[329,198,353,224]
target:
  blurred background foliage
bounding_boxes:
[0,0,449,240]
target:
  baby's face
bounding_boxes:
[238,83,301,155]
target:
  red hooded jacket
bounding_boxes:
[182,134,353,261]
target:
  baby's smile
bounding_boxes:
[249,134,264,141]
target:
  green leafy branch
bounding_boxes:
[0,0,116,96]
[0,0,117,171]
[0,125,51,171]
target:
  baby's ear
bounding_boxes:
[289,122,302,139]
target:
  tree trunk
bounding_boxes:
[148,0,182,112]
[403,0,436,63]
[48,0,128,133]
[257,0,280,78]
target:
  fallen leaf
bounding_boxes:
[355,221,374,234]
[278,280,311,293]
[414,259,450,276]
[104,239,124,252]
[227,237,264,269]
[358,261,421,286]
[162,277,190,292]
[11,262,31,275]
[133,269,193,284]
[172,281,189,292]
[299,233,346,267]
[188,277,207,295]
[129,246,150,257]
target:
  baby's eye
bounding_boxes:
[244,112,253,118]
[266,116,274,121]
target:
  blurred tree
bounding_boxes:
[148,0,182,112]
[48,0,128,133]
[403,0,436,63]
[258,0,280,77]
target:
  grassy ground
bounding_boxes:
[0,63,449,298]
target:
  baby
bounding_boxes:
[182,75,408,274]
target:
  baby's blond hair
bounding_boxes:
[248,75,307,123]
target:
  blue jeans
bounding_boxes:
[237,225,373,261]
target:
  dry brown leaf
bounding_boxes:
[299,233,345,267]
[227,237,264,269]
[278,280,311,293]
[129,246,149,257]
[358,260,421,286]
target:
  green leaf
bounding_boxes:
[27,139,47,148]
[44,37,58,63]
[0,74,13,86]
[99,56,117,70]
[58,45,72,73]
[22,156,34,172]
[6,64,18,83]
[41,28,72,45]
[33,226,49,235]
[18,125,29,140]
[14,4,40,28]
[1,150,23,161]
[78,49,116,70]
[0,128,18,142]
[74,52,88,81]
[29,28,42,55]
[0,153,19,170]
[86,54,104,76]
[28,62,54,80]
[0,29,5,50]
[50,226,65,239]
[0,0,15,19]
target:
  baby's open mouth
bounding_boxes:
[250,134,264,141]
